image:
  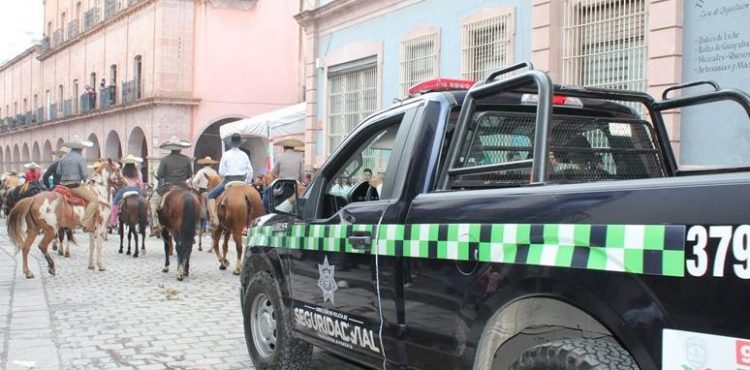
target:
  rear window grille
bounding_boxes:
[450,112,663,188]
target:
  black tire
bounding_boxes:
[243,272,312,370]
[508,338,639,370]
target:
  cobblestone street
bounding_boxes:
[0,229,355,370]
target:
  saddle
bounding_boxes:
[53,185,88,207]
[225,181,246,189]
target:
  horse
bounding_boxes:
[198,173,222,251]
[52,227,77,257]
[0,173,21,216]
[6,163,114,278]
[210,182,265,275]
[158,186,201,281]
[118,192,148,257]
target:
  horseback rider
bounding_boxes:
[192,156,219,194]
[109,154,144,228]
[207,133,253,228]
[150,136,193,236]
[56,136,98,232]
[43,147,70,189]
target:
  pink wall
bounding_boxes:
[191,0,303,141]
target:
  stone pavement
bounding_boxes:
[0,228,359,370]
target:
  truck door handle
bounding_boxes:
[347,233,372,251]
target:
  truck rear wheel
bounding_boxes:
[508,338,639,370]
[243,272,312,370]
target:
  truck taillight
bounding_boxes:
[521,94,583,107]
[408,78,475,96]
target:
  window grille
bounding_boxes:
[562,0,647,93]
[326,57,378,155]
[461,11,514,81]
[400,32,439,97]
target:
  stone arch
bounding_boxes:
[5,146,11,170]
[56,138,64,150]
[21,143,30,163]
[12,145,20,170]
[128,126,148,182]
[194,116,244,171]
[43,140,53,164]
[86,134,101,163]
[104,130,122,160]
[32,142,41,162]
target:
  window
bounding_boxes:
[47,21,52,37]
[562,0,647,92]
[58,85,64,108]
[110,64,117,85]
[461,9,514,81]
[73,80,79,113]
[326,57,378,155]
[400,29,439,96]
[61,12,66,41]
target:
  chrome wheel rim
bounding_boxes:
[251,293,277,358]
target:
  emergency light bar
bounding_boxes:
[407,78,475,96]
[521,94,583,107]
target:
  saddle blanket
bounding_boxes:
[53,185,87,206]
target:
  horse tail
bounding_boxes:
[7,197,34,252]
[176,191,198,247]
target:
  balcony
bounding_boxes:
[49,104,58,120]
[63,100,73,117]
[35,108,43,123]
[100,85,116,109]
[83,8,101,31]
[40,36,50,54]
[104,0,119,20]
[16,114,25,127]
[67,19,79,40]
[51,29,63,48]
[80,92,96,114]
[24,111,32,126]
[122,79,142,104]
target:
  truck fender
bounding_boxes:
[241,247,290,304]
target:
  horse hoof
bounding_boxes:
[233,270,240,276]
[58,249,64,256]
[119,250,123,254]
[198,247,202,251]
[88,265,95,270]
[48,268,56,276]
[98,267,106,272]
[162,267,169,273]
[133,254,138,258]
[219,264,227,270]
[64,251,70,258]
[25,272,35,279]
[177,275,184,281]
[126,251,131,255]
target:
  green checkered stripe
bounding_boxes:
[248,223,685,277]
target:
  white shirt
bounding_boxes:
[219,147,253,179]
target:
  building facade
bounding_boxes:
[297,0,750,171]
[0,0,303,178]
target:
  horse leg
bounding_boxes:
[127,224,133,255]
[55,229,63,255]
[64,228,75,258]
[38,228,58,276]
[162,230,171,273]
[222,230,231,268]
[119,220,125,254]
[88,232,96,270]
[184,244,193,277]
[132,226,139,258]
[232,226,244,276]
[96,229,106,272]
[21,228,37,279]
[211,228,226,270]
[198,220,203,251]
[176,241,185,281]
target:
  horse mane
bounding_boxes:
[204,173,222,190]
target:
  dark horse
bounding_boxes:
[118,194,148,257]
[158,186,201,281]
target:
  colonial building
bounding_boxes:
[297,0,750,170]
[0,0,303,179]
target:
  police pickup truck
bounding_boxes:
[241,62,750,370]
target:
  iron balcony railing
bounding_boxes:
[63,99,73,117]
[16,114,25,126]
[49,104,58,120]
[80,92,96,113]
[51,29,63,48]
[40,37,50,54]
[84,8,100,30]
[122,79,142,104]
[68,19,79,40]
[104,0,118,19]
[35,108,43,123]
[100,85,116,109]
[24,111,32,125]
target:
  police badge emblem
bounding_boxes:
[318,256,338,304]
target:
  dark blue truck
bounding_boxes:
[240,62,750,370]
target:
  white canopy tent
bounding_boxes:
[218,103,306,173]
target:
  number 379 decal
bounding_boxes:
[686,225,750,279]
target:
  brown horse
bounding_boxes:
[118,193,148,257]
[211,183,264,275]
[6,164,114,278]
[199,173,223,251]
[158,186,201,281]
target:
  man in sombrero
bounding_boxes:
[42,146,70,189]
[150,136,193,236]
[192,156,219,195]
[56,135,98,232]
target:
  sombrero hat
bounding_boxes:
[23,162,41,169]
[196,156,218,165]
[120,154,144,164]
[63,135,94,149]
[273,138,303,148]
[87,160,106,169]
[53,147,71,156]
[159,136,191,151]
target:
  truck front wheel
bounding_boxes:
[508,338,639,370]
[243,272,312,370]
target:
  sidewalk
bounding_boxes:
[0,242,61,370]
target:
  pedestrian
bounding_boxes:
[207,133,252,227]
[150,136,193,236]
[56,135,98,232]
[273,139,303,181]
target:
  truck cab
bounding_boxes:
[241,62,750,370]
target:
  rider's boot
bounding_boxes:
[208,199,219,228]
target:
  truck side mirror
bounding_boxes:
[269,178,300,217]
